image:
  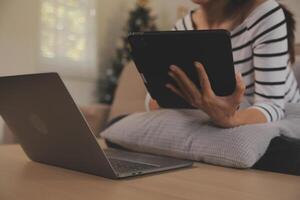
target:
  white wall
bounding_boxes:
[0,0,97,141]
[0,0,40,143]
[0,0,38,75]
[0,0,99,104]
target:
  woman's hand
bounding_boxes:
[166,62,246,128]
[149,99,160,110]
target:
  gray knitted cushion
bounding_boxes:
[101,103,300,168]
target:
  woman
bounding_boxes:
[147,0,300,128]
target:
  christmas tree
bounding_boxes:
[97,0,157,104]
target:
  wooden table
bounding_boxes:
[0,145,300,200]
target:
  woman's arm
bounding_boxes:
[231,108,267,127]
[249,7,288,122]
[146,62,268,127]
[147,87,268,127]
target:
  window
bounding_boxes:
[39,0,97,79]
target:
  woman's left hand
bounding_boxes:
[166,62,246,128]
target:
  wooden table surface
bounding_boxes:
[0,145,299,200]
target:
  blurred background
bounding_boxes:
[0,0,299,143]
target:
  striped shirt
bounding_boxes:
[172,0,300,122]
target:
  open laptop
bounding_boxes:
[0,73,193,179]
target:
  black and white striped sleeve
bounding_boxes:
[251,8,288,122]
[173,13,193,31]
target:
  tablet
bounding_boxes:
[128,30,236,109]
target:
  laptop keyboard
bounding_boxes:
[108,158,157,173]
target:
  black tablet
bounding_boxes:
[128,30,236,109]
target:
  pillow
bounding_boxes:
[101,104,300,168]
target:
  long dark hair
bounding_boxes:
[280,4,296,64]
[228,0,296,64]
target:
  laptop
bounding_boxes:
[0,73,193,179]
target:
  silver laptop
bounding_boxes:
[0,73,193,179]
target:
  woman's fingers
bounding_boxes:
[165,83,187,101]
[194,62,214,97]
[169,65,200,101]
[168,70,195,101]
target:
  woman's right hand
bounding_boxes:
[166,62,245,128]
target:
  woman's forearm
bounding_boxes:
[232,108,268,127]
[147,95,268,127]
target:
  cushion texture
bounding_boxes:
[101,103,300,168]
